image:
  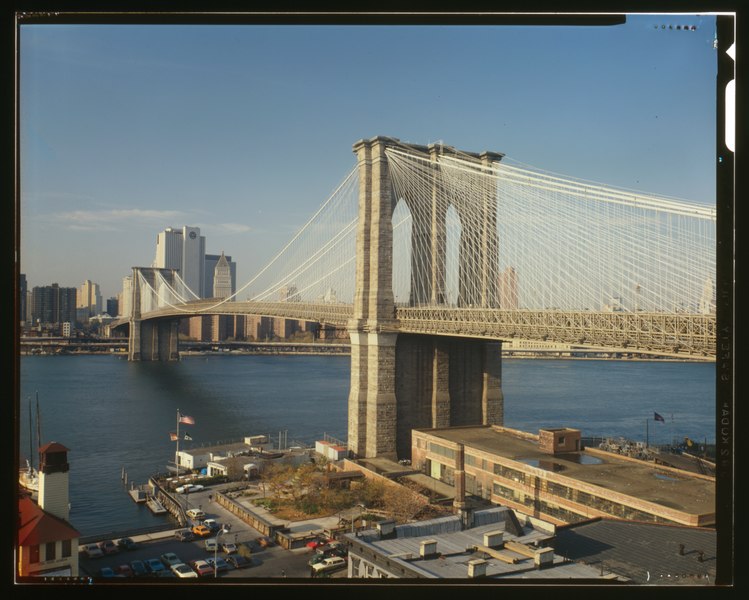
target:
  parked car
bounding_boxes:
[222,542,238,555]
[226,554,252,570]
[311,556,347,573]
[115,564,134,577]
[129,560,148,577]
[160,552,182,568]
[206,557,230,573]
[116,537,137,551]
[98,566,118,578]
[308,553,327,566]
[171,563,199,579]
[97,539,119,555]
[191,559,213,577]
[83,544,104,559]
[203,518,221,532]
[145,558,166,574]
[174,529,194,542]
[256,535,273,548]
[186,508,206,520]
[191,524,212,538]
[175,484,205,494]
[204,538,218,552]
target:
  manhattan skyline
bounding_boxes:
[19,13,719,300]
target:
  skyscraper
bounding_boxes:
[212,252,233,299]
[205,253,237,299]
[153,226,206,298]
[31,284,78,326]
[77,280,102,318]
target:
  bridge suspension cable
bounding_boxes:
[385,146,715,314]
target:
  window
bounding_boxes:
[45,541,56,561]
[62,539,72,558]
[29,545,40,564]
[558,436,566,445]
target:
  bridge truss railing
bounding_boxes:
[139,300,354,328]
[395,307,715,358]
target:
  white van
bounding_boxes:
[186,508,206,520]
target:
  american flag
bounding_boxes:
[179,413,195,425]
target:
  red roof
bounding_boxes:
[18,496,80,546]
[39,442,70,454]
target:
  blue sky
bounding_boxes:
[19,15,719,300]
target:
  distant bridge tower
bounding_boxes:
[347,137,505,460]
[128,267,181,361]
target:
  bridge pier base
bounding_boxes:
[394,335,504,459]
[128,318,180,361]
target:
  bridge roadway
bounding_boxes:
[112,299,715,359]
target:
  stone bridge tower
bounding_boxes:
[347,137,504,460]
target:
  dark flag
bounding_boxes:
[184,432,193,441]
[654,412,665,423]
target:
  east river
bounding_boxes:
[19,354,716,537]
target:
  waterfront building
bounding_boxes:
[77,280,102,319]
[343,506,611,580]
[410,425,715,528]
[30,284,77,328]
[153,226,206,298]
[17,442,80,578]
[245,315,274,341]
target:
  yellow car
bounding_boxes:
[191,524,212,538]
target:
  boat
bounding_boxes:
[20,394,42,493]
[19,460,39,493]
[146,496,168,515]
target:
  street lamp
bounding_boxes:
[214,526,229,578]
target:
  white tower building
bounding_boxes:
[154,226,206,298]
[37,442,71,521]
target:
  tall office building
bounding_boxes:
[498,266,519,310]
[212,252,233,299]
[31,284,78,326]
[106,297,119,317]
[77,280,102,318]
[120,276,132,318]
[153,226,206,298]
[205,253,237,299]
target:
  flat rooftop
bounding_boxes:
[346,507,611,581]
[420,426,714,516]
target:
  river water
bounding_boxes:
[18,354,715,537]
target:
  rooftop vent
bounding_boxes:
[483,531,504,548]
[467,558,487,578]
[376,520,396,539]
[420,539,438,559]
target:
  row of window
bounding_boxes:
[29,539,72,564]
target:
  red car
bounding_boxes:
[191,560,213,577]
[98,540,119,555]
[115,564,134,577]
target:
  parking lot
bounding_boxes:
[78,484,348,581]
